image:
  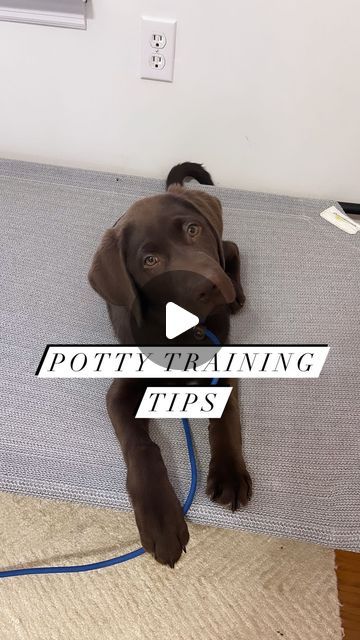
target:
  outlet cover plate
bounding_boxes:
[140,17,177,82]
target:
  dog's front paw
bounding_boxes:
[206,456,252,511]
[131,480,189,567]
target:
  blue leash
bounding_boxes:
[0,329,220,579]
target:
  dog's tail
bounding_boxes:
[166,162,214,190]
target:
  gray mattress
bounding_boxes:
[0,159,359,551]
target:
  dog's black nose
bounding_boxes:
[196,281,217,302]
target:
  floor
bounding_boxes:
[0,491,342,640]
[336,550,360,640]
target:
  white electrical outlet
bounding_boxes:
[140,17,177,82]
[150,33,166,49]
[149,53,165,70]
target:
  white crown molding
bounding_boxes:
[0,1,86,29]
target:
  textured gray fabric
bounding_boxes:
[0,158,359,551]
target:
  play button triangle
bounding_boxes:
[165,302,199,340]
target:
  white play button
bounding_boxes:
[165,302,199,340]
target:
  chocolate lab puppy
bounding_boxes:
[88,162,252,566]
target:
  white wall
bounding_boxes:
[0,0,359,201]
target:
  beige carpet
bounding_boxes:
[0,492,342,640]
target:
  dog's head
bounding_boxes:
[88,186,237,328]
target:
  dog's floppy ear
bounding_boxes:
[167,185,225,265]
[88,228,136,309]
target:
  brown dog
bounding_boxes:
[88,163,252,566]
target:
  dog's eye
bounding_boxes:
[143,255,159,268]
[186,223,201,238]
